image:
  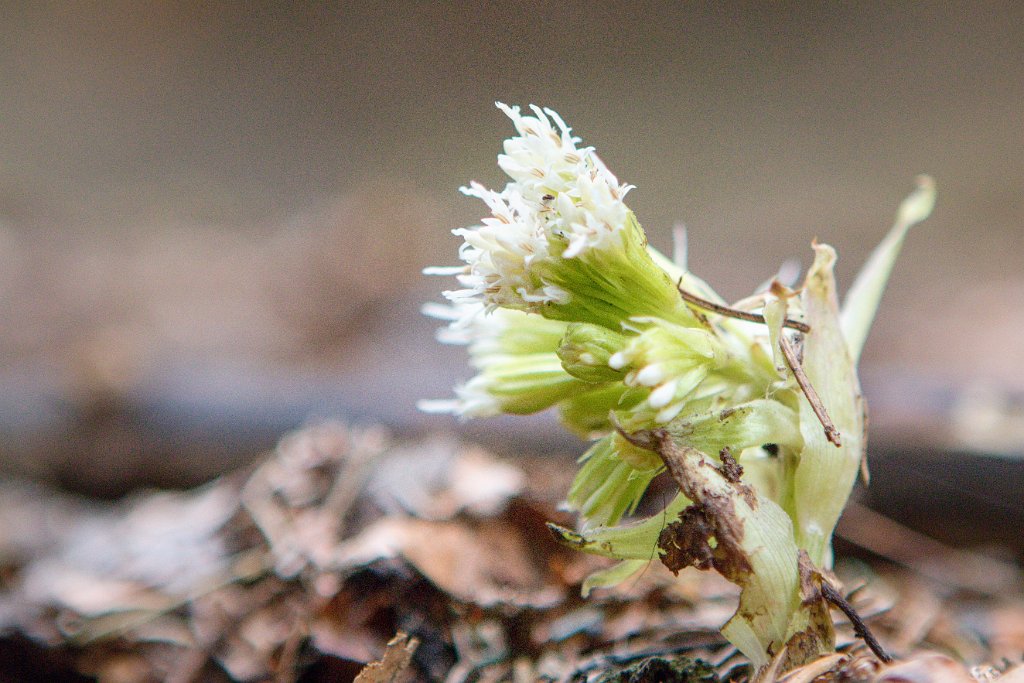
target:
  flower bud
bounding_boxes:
[612,319,732,424]
[557,322,627,382]
[567,434,662,527]
[557,383,643,438]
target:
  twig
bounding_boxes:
[778,334,842,446]
[820,581,893,664]
[677,284,811,333]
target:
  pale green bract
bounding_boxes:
[420,102,935,672]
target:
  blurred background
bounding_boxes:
[0,3,1021,543]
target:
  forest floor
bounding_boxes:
[0,421,1021,682]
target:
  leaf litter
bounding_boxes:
[0,420,1021,682]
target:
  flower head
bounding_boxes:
[421,102,936,672]
[430,103,689,330]
[416,302,584,418]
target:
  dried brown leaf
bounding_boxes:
[778,653,846,683]
[334,516,563,608]
[872,653,975,683]
[353,632,419,683]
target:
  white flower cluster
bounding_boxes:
[417,301,577,419]
[422,105,726,425]
[422,104,937,669]
[433,103,634,315]
[610,319,732,424]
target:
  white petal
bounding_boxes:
[608,351,628,370]
[422,265,465,275]
[656,402,686,424]
[648,380,678,408]
[635,364,666,386]
[416,399,459,414]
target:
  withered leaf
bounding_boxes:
[353,631,419,683]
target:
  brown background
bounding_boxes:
[0,3,1022,488]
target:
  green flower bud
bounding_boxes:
[557,322,628,382]
[419,353,593,418]
[475,353,596,416]
[419,305,587,417]
[567,433,663,527]
[557,383,644,438]
[611,319,732,424]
